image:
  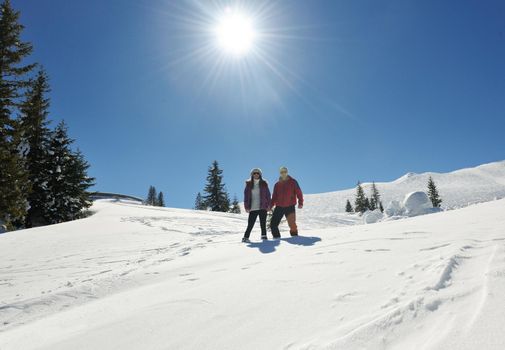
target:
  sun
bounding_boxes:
[214,8,256,57]
[155,1,314,109]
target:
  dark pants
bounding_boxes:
[244,209,268,238]
[270,205,298,238]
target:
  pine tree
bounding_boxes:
[369,196,376,211]
[369,182,381,211]
[230,195,241,214]
[146,186,157,206]
[0,148,28,229]
[44,121,94,224]
[203,160,230,212]
[364,197,371,211]
[156,191,165,207]
[427,176,442,208]
[345,199,354,213]
[18,69,52,227]
[354,181,368,214]
[194,192,206,210]
[0,0,36,229]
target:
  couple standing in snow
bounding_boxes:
[242,167,304,243]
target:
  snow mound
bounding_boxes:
[403,191,438,216]
[382,192,441,220]
[363,209,384,224]
[363,192,441,224]
[385,200,404,217]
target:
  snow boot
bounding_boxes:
[261,235,268,240]
[242,237,251,243]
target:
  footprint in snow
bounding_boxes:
[178,248,191,256]
[333,291,360,303]
[381,297,400,309]
[419,243,451,251]
[211,268,227,273]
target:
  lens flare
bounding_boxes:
[151,1,350,117]
[215,8,256,57]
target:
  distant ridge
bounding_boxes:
[90,192,144,203]
[300,160,505,225]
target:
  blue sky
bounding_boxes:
[14,0,505,208]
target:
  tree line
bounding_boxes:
[0,0,93,231]
[346,181,384,214]
[194,160,240,214]
[345,176,442,214]
[145,186,165,207]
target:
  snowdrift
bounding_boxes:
[362,209,384,224]
[403,191,440,216]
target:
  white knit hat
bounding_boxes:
[250,168,262,176]
[279,166,288,173]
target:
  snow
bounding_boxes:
[1,161,505,349]
[1,195,505,349]
[402,191,440,217]
[385,200,404,217]
[363,209,384,224]
[298,160,505,228]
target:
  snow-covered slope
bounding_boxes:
[1,198,505,349]
[300,160,505,227]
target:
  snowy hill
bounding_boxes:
[1,197,505,349]
[299,160,505,227]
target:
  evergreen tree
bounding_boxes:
[354,181,368,214]
[230,195,241,214]
[194,192,206,210]
[18,69,52,227]
[203,160,230,212]
[146,186,157,206]
[364,197,371,211]
[427,176,442,208]
[369,196,376,211]
[0,148,28,229]
[156,191,165,207]
[0,0,36,229]
[345,199,354,213]
[44,121,94,224]
[369,182,381,211]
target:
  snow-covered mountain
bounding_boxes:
[299,160,505,227]
[2,160,505,350]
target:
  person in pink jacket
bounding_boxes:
[242,168,271,243]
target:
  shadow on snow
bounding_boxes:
[246,236,321,254]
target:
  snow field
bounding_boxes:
[1,196,505,349]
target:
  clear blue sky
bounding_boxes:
[14,0,505,208]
